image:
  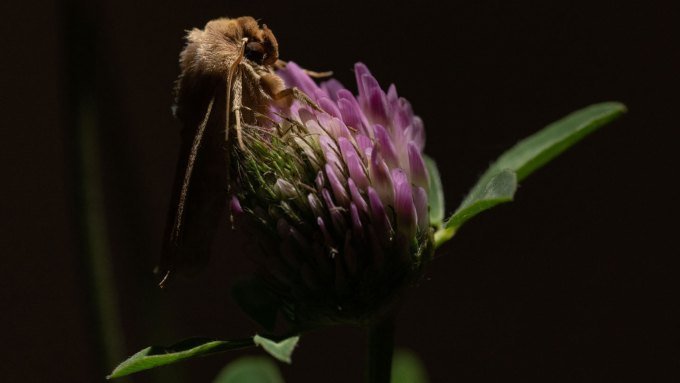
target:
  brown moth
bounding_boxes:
[158,16,325,287]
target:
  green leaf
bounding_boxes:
[253,335,300,364]
[479,102,626,184]
[107,337,255,379]
[391,348,429,383]
[213,356,285,383]
[424,155,445,228]
[435,169,517,246]
[436,102,625,247]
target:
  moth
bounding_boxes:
[158,16,326,287]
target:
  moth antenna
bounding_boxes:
[172,93,216,241]
[159,270,171,289]
[304,69,334,78]
[274,59,333,78]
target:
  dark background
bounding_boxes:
[2,0,679,382]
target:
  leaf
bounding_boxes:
[253,335,300,364]
[232,276,282,331]
[424,155,445,228]
[435,170,517,246]
[435,102,625,247]
[391,348,429,383]
[107,337,254,379]
[213,356,285,383]
[479,102,626,184]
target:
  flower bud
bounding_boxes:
[236,62,435,327]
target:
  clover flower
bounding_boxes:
[233,62,434,327]
[109,16,628,380]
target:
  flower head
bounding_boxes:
[233,63,434,327]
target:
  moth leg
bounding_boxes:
[225,37,247,148]
[274,59,333,78]
[273,87,323,112]
[231,72,246,151]
[274,120,295,139]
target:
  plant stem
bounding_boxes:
[367,316,395,383]
[62,1,126,378]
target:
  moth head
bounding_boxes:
[236,17,279,67]
[198,17,280,69]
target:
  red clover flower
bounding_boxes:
[233,62,434,327]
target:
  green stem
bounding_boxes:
[367,316,395,383]
[78,90,126,376]
[62,1,126,378]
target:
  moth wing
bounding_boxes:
[159,81,229,286]
[159,39,247,286]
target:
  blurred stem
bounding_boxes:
[62,0,127,378]
[78,95,126,375]
[367,316,395,383]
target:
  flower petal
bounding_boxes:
[320,78,345,101]
[318,97,342,119]
[369,147,394,205]
[325,163,350,207]
[367,186,392,243]
[394,180,417,240]
[367,85,388,125]
[347,178,369,216]
[339,137,369,190]
[322,187,347,235]
[278,61,320,100]
[349,202,364,242]
[413,186,429,232]
[374,124,398,168]
[408,142,429,190]
[308,192,325,218]
[230,195,243,215]
[354,62,373,99]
